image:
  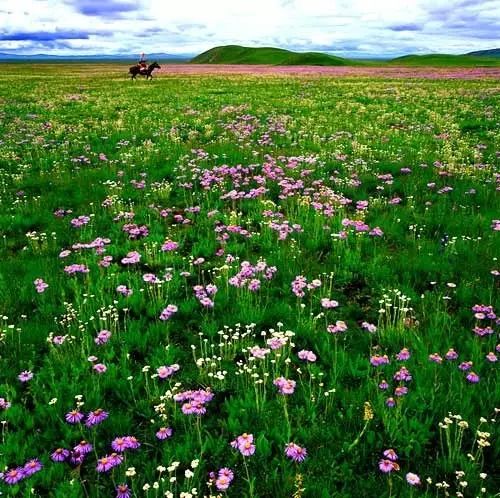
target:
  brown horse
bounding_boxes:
[129,61,161,80]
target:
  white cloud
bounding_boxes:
[0,0,498,56]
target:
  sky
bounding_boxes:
[0,0,499,57]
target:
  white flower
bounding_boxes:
[125,467,136,477]
[143,483,151,491]
[191,459,199,469]
[185,469,194,479]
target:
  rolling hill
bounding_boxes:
[190,45,354,65]
[466,48,500,58]
[389,53,500,67]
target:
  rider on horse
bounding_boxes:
[138,53,147,73]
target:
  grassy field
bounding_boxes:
[389,54,500,67]
[0,64,498,498]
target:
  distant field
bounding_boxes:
[390,54,500,67]
[0,64,498,498]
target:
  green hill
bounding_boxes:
[389,54,500,67]
[466,48,500,58]
[190,45,354,65]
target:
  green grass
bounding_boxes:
[0,64,498,498]
[190,45,355,65]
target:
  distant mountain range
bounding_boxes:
[0,52,191,61]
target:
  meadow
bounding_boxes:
[0,64,498,497]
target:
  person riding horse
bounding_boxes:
[138,53,147,74]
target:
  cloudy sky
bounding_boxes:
[0,0,499,57]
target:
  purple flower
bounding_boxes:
[96,456,114,473]
[466,372,480,383]
[34,278,48,293]
[116,484,131,498]
[297,350,317,362]
[18,370,33,383]
[85,409,109,427]
[51,448,70,462]
[327,320,348,334]
[74,440,93,455]
[395,348,410,361]
[274,377,296,395]
[215,467,234,491]
[159,304,178,321]
[156,427,173,440]
[95,330,112,345]
[0,397,11,410]
[386,397,396,408]
[231,433,255,456]
[379,459,399,473]
[156,364,180,379]
[65,410,84,424]
[445,348,458,361]
[23,459,42,477]
[93,363,107,374]
[3,467,24,485]
[284,443,307,462]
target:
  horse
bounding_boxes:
[129,61,161,80]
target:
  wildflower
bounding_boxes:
[370,354,390,367]
[406,473,420,486]
[23,459,42,477]
[274,376,296,395]
[379,459,399,473]
[285,443,307,462]
[297,350,317,362]
[428,353,443,363]
[485,352,497,362]
[378,380,389,390]
[157,364,180,379]
[65,409,84,424]
[394,386,408,397]
[85,408,109,427]
[34,278,48,293]
[0,397,11,410]
[396,348,410,361]
[3,467,25,485]
[96,456,114,473]
[321,298,339,309]
[327,320,348,334]
[445,348,458,360]
[116,484,131,498]
[116,285,133,297]
[383,449,398,461]
[156,427,173,440]
[95,329,112,345]
[74,440,93,455]
[386,397,396,408]
[18,370,34,382]
[231,433,256,456]
[160,304,178,321]
[466,372,480,383]
[51,448,70,462]
[93,363,107,374]
[361,321,377,333]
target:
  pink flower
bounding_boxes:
[273,377,296,395]
[284,443,307,462]
[406,473,421,486]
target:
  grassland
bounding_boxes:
[0,64,498,498]
[389,54,500,67]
